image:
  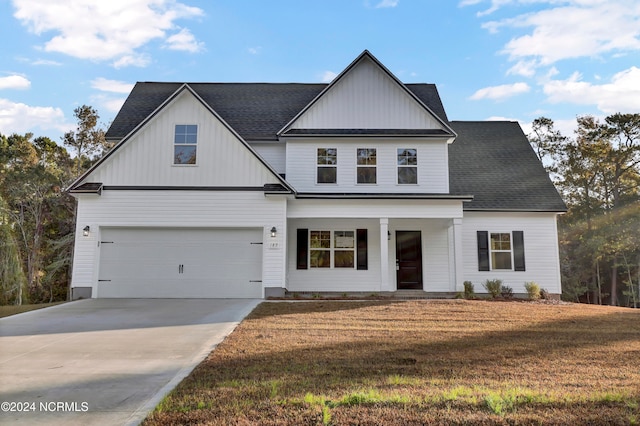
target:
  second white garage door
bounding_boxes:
[97,228,263,298]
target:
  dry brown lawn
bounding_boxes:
[0,302,65,318]
[145,300,640,425]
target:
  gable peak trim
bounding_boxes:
[276,50,456,138]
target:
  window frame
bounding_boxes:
[309,230,356,269]
[356,148,377,184]
[489,232,513,270]
[397,148,418,185]
[173,124,198,166]
[316,148,338,184]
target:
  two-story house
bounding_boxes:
[68,51,566,299]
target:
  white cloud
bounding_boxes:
[104,98,127,113]
[248,46,261,55]
[164,28,204,53]
[478,1,640,67]
[29,58,62,66]
[91,77,134,94]
[375,0,399,7]
[506,60,537,77]
[113,55,151,69]
[0,75,31,90]
[543,66,640,114]
[12,0,205,67]
[470,82,530,100]
[90,93,127,113]
[0,98,69,135]
[321,71,338,83]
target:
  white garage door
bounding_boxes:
[97,228,263,298]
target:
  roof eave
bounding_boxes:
[276,50,457,138]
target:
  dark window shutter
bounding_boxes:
[356,229,368,270]
[296,229,308,270]
[477,231,490,271]
[513,231,526,271]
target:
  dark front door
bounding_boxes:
[396,231,423,290]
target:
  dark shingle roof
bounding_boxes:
[449,121,566,211]
[106,83,448,141]
[105,82,565,212]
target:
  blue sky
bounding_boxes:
[1,0,639,143]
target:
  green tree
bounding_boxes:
[530,114,640,306]
[63,105,108,175]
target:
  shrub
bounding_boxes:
[524,282,541,300]
[483,279,502,298]
[500,285,514,299]
[463,281,475,299]
[540,288,551,300]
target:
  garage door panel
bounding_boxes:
[97,228,263,298]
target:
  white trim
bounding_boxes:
[309,229,356,269]
[489,231,515,271]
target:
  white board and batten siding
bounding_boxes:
[86,89,281,187]
[461,212,562,294]
[285,140,449,194]
[250,142,286,175]
[72,191,287,298]
[290,56,445,130]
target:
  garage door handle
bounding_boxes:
[249,280,262,283]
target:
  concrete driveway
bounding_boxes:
[0,298,261,425]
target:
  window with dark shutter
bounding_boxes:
[477,231,490,271]
[297,229,308,269]
[356,229,368,270]
[513,231,526,271]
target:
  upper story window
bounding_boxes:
[397,148,417,184]
[357,148,377,184]
[174,124,198,165]
[317,148,337,184]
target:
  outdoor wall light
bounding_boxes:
[83,226,90,237]
[270,227,277,238]
[388,230,391,240]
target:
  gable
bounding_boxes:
[77,87,284,188]
[281,53,452,133]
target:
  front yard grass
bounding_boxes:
[0,302,65,318]
[144,300,640,425]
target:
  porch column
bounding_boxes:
[451,218,464,291]
[380,218,389,291]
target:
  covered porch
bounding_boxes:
[285,197,467,294]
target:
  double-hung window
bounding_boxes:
[397,148,417,184]
[309,230,355,268]
[490,233,512,270]
[357,148,376,184]
[174,125,197,165]
[477,231,526,271]
[317,148,337,184]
